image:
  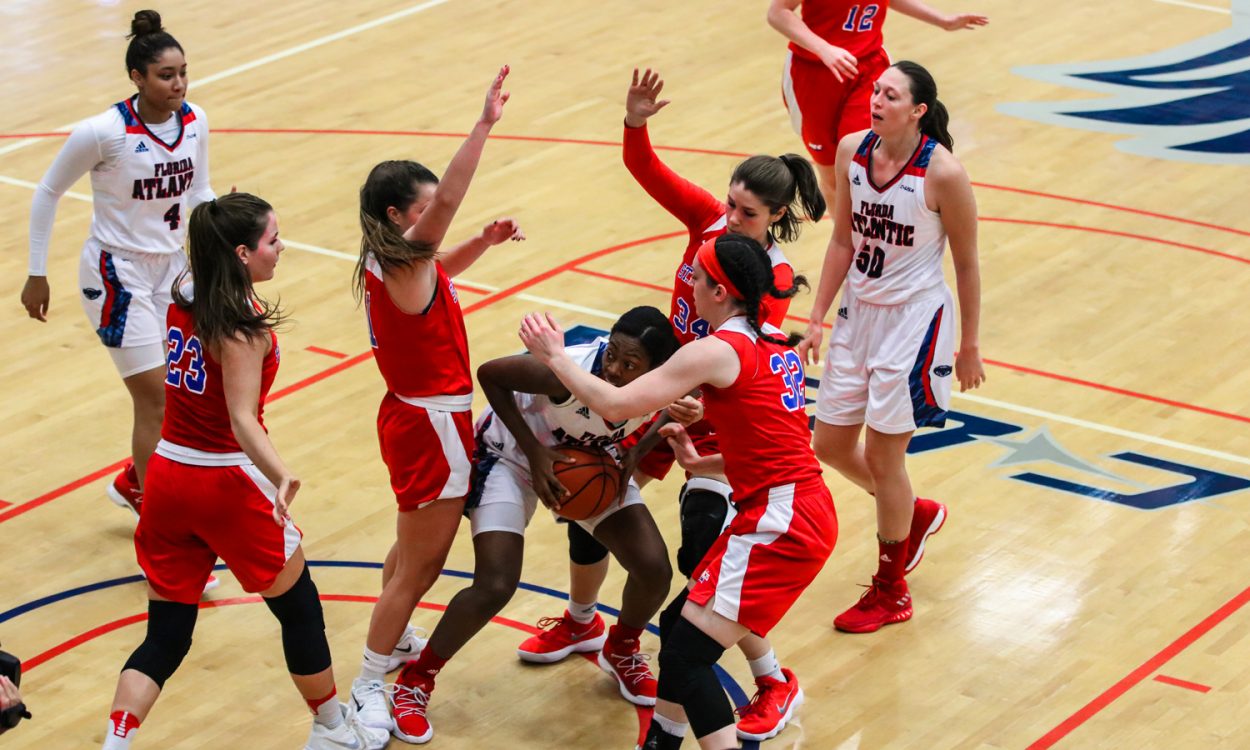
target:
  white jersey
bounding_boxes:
[476,339,652,473]
[28,96,213,275]
[846,132,946,305]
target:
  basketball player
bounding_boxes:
[347,67,519,745]
[20,10,218,525]
[798,61,984,633]
[517,67,823,743]
[392,307,690,733]
[521,234,838,750]
[770,0,988,208]
[101,193,386,750]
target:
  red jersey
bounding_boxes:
[364,256,473,398]
[789,0,890,62]
[700,317,822,505]
[623,124,794,346]
[161,301,279,453]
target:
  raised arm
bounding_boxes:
[220,332,299,526]
[766,0,858,82]
[404,65,511,250]
[22,123,106,320]
[622,69,724,231]
[890,0,988,31]
[929,150,985,392]
[520,312,738,423]
[797,132,860,364]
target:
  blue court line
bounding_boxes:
[0,558,757,746]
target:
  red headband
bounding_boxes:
[696,239,743,300]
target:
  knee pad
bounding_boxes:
[658,588,689,644]
[567,520,609,566]
[676,480,734,578]
[656,618,734,738]
[122,600,198,689]
[263,565,332,676]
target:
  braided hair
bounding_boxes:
[610,305,680,366]
[707,234,807,347]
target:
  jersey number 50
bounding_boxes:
[769,350,806,412]
[855,245,885,279]
[166,326,207,394]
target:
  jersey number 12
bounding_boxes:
[842,4,880,32]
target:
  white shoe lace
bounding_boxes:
[609,651,654,686]
[389,682,430,720]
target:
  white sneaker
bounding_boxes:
[305,703,389,750]
[350,677,394,733]
[386,625,428,672]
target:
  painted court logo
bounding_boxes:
[999,0,1250,164]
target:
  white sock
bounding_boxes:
[653,712,688,737]
[747,649,784,682]
[359,646,389,683]
[310,692,343,729]
[568,599,597,624]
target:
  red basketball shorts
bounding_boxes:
[782,48,891,165]
[688,477,837,636]
[377,392,474,512]
[136,453,303,604]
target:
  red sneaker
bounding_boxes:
[735,667,804,741]
[516,612,607,664]
[905,498,947,573]
[833,576,913,633]
[392,663,435,744]
[107,463,142,518]
[597,636,657,706]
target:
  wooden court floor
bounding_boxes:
[2,1,1249,747]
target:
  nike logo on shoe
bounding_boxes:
[393,643,415,654]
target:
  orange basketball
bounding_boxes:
[551,446,622,521]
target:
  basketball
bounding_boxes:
[550,445,622,521]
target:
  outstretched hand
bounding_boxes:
[519,312,566,365]
[941,12,989,30]
[625,68,671,127]
[482,218,525,245]
[481,65,511,125]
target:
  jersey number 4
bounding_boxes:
[166,326,207,394]
[842,4,880,32]
[769,350,806,412]
[163,203,181,231]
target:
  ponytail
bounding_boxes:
[353,160,440,301]
[705,234,808,347]
[891,60,954,152]
[730,154,825,243]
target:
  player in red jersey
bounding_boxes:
[769,0,987,207]
[347,67,522,746]
[799,61,984,634]
[517,67,827,743]
[521,234,838,750]
[100,194,386,750]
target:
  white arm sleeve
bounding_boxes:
[188,105,215,207]
[28,124,104,276]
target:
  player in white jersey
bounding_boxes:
[19,11,215,522]
[798,61,985,634]
[381,307,689,737]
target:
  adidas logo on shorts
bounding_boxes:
[134,142,149,153]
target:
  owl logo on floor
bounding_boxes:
[999,0,1250,164]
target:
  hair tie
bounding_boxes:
[696,239,744,300]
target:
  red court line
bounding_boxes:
[23,594,540,673]
[1027,583,1250,749]
[0,500,10,509]
[4,128,1246,239]
[462,231,684,315]
[568,263,1250,426]
[972,182,1250,239]
[0,460,129,524]
[1152,675,1212,693]
[980,217,1249,265]
[570,266,670,293]
[305,345,348,359]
